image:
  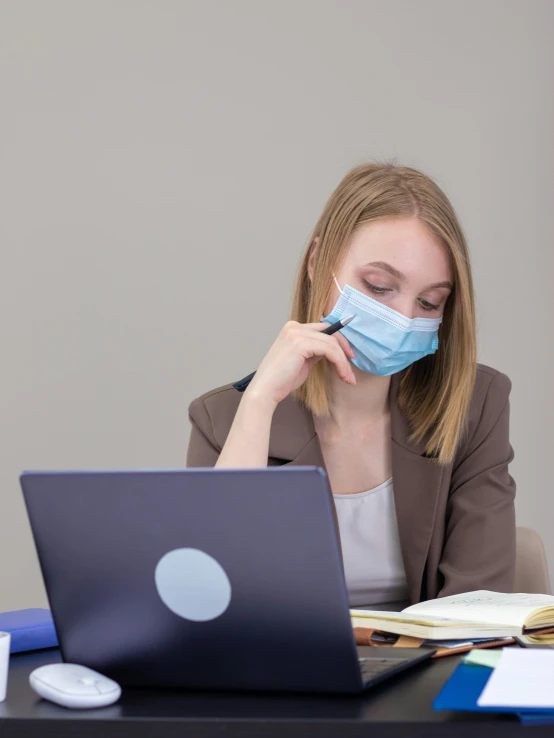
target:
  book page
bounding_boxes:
[404,590,554,627]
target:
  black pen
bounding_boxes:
[232,315,356,393]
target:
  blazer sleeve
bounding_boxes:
[186,398,221,468]
[437,371,516,597]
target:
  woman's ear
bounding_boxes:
[307,237,320,283]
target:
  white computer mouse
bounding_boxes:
[29,663,122,709]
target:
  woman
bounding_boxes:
[186,162,516,607]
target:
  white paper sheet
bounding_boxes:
[477,648,554,708]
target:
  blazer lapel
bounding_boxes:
[268,375,444,603]
[287,435,326,467]
[389,373,445,603]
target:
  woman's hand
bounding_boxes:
[215,321,355,468]
[245,320,356,408]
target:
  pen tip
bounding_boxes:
[342,314,356,326]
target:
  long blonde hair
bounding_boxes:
[291,161,476,465]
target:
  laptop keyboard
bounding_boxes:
[358,655,412,684]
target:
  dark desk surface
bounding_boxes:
[0,647,545,737]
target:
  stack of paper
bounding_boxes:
[434,648,554,726]
[478,649,554,709]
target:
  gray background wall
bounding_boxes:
[1,0,553,611]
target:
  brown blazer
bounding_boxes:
[186,363,516,604]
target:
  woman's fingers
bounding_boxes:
[298,334,356,384]
[301,321,332,331]
[249,320,357,407]
[295,321,355,358]
[334,332,355,359]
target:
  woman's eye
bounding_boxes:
[363,280,440,311]
[419,299,439,312]
[363,281,390,295]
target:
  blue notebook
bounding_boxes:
[433,662,554,725]
[0,608,59,653]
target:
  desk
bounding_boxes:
[0,647,546,737]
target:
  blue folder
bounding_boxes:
[433,662,554,725]
[0,608,59,653]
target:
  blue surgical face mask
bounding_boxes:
[322,276,442,376]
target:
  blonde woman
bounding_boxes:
[186,162,516,607]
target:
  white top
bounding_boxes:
[333,477,410,607]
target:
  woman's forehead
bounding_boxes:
[344,219,452,282]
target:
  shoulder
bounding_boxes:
[187,383,242,451]
[188,381,314,459]
[454,363,513,462]
[470,363,512,420]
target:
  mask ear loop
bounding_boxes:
[332,274,344,294]
[320,275,345,322]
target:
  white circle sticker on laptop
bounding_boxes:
[154,548,232,622]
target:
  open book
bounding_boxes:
[351,591,554,641]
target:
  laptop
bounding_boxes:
[20,466,435,695]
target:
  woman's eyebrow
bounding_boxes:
[363,261,453,290]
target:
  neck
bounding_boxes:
[326,365,392,428]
